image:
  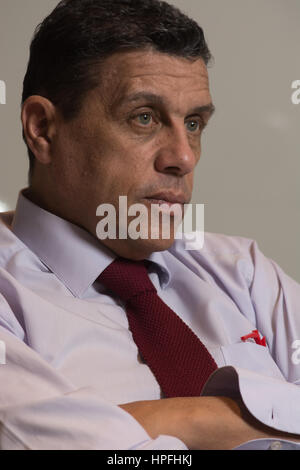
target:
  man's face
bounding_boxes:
[50,49,214,259]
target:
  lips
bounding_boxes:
[144,192,187,206]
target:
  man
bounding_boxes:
[0,0,300,450]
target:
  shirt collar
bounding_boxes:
[11,190,171,297]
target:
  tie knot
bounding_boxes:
[98,258,156,302]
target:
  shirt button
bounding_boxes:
[269,441,282,450]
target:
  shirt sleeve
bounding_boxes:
[0,315,186,450]
[201,238,300,450]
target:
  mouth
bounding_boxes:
[143,192,187,207]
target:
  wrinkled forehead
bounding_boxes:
[98,49,211,113]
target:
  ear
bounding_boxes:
[21,96,57,165]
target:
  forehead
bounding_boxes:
[99,49,211,112]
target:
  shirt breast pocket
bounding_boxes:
[220,341,286,381]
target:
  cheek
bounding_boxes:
[62,119,154,191]
[186,172,195,192]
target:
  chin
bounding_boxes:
[103,237,176,261]
[132,237,175,258]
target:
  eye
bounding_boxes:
[185,119,201,133]
[136,113,153,126]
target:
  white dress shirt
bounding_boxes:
[0,190,299,450]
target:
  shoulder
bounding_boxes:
[169,231,256,260]
[0,219,26,269]
[167,231,258,288]
[0,221,34,339]
[0,211,14,230]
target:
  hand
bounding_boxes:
[120,396,300,449]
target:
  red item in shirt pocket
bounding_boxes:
[241,329,266,347]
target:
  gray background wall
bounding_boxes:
[0,0,299,281]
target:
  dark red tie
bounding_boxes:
[99,258,218,398]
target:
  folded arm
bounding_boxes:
[120,395,300,450]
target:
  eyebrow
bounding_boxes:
[117,91,216,118]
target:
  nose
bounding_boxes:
[154,124,199,177]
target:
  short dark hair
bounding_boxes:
[22,0,212,183]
